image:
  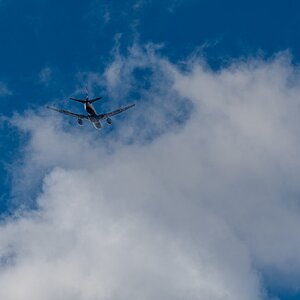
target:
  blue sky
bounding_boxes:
[1,1,300,299]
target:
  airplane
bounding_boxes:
[47,90,135,129]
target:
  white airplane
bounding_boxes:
[47,90,135,129]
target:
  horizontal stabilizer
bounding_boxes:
[89,97,103,103]
[69,98,85,103]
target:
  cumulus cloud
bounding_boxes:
[1,45,300,299]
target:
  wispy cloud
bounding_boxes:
[0,81,12,97]
[1,45,300,299]
[39,67,52,86]
[103,9,111,23]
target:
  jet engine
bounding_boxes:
[106,118,112,125]
[77,119,83,125]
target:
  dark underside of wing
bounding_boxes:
[98,104,135,119]
[47,106,88,119]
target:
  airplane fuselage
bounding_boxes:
[84,100,101,129]
[84,101,97,115]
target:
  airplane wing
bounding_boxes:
[99,104,135,119]
[47,106,88,119]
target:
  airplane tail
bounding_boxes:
[69,97,103,104]
[70,86,103,104]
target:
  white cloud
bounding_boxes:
[1,46,300,299]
